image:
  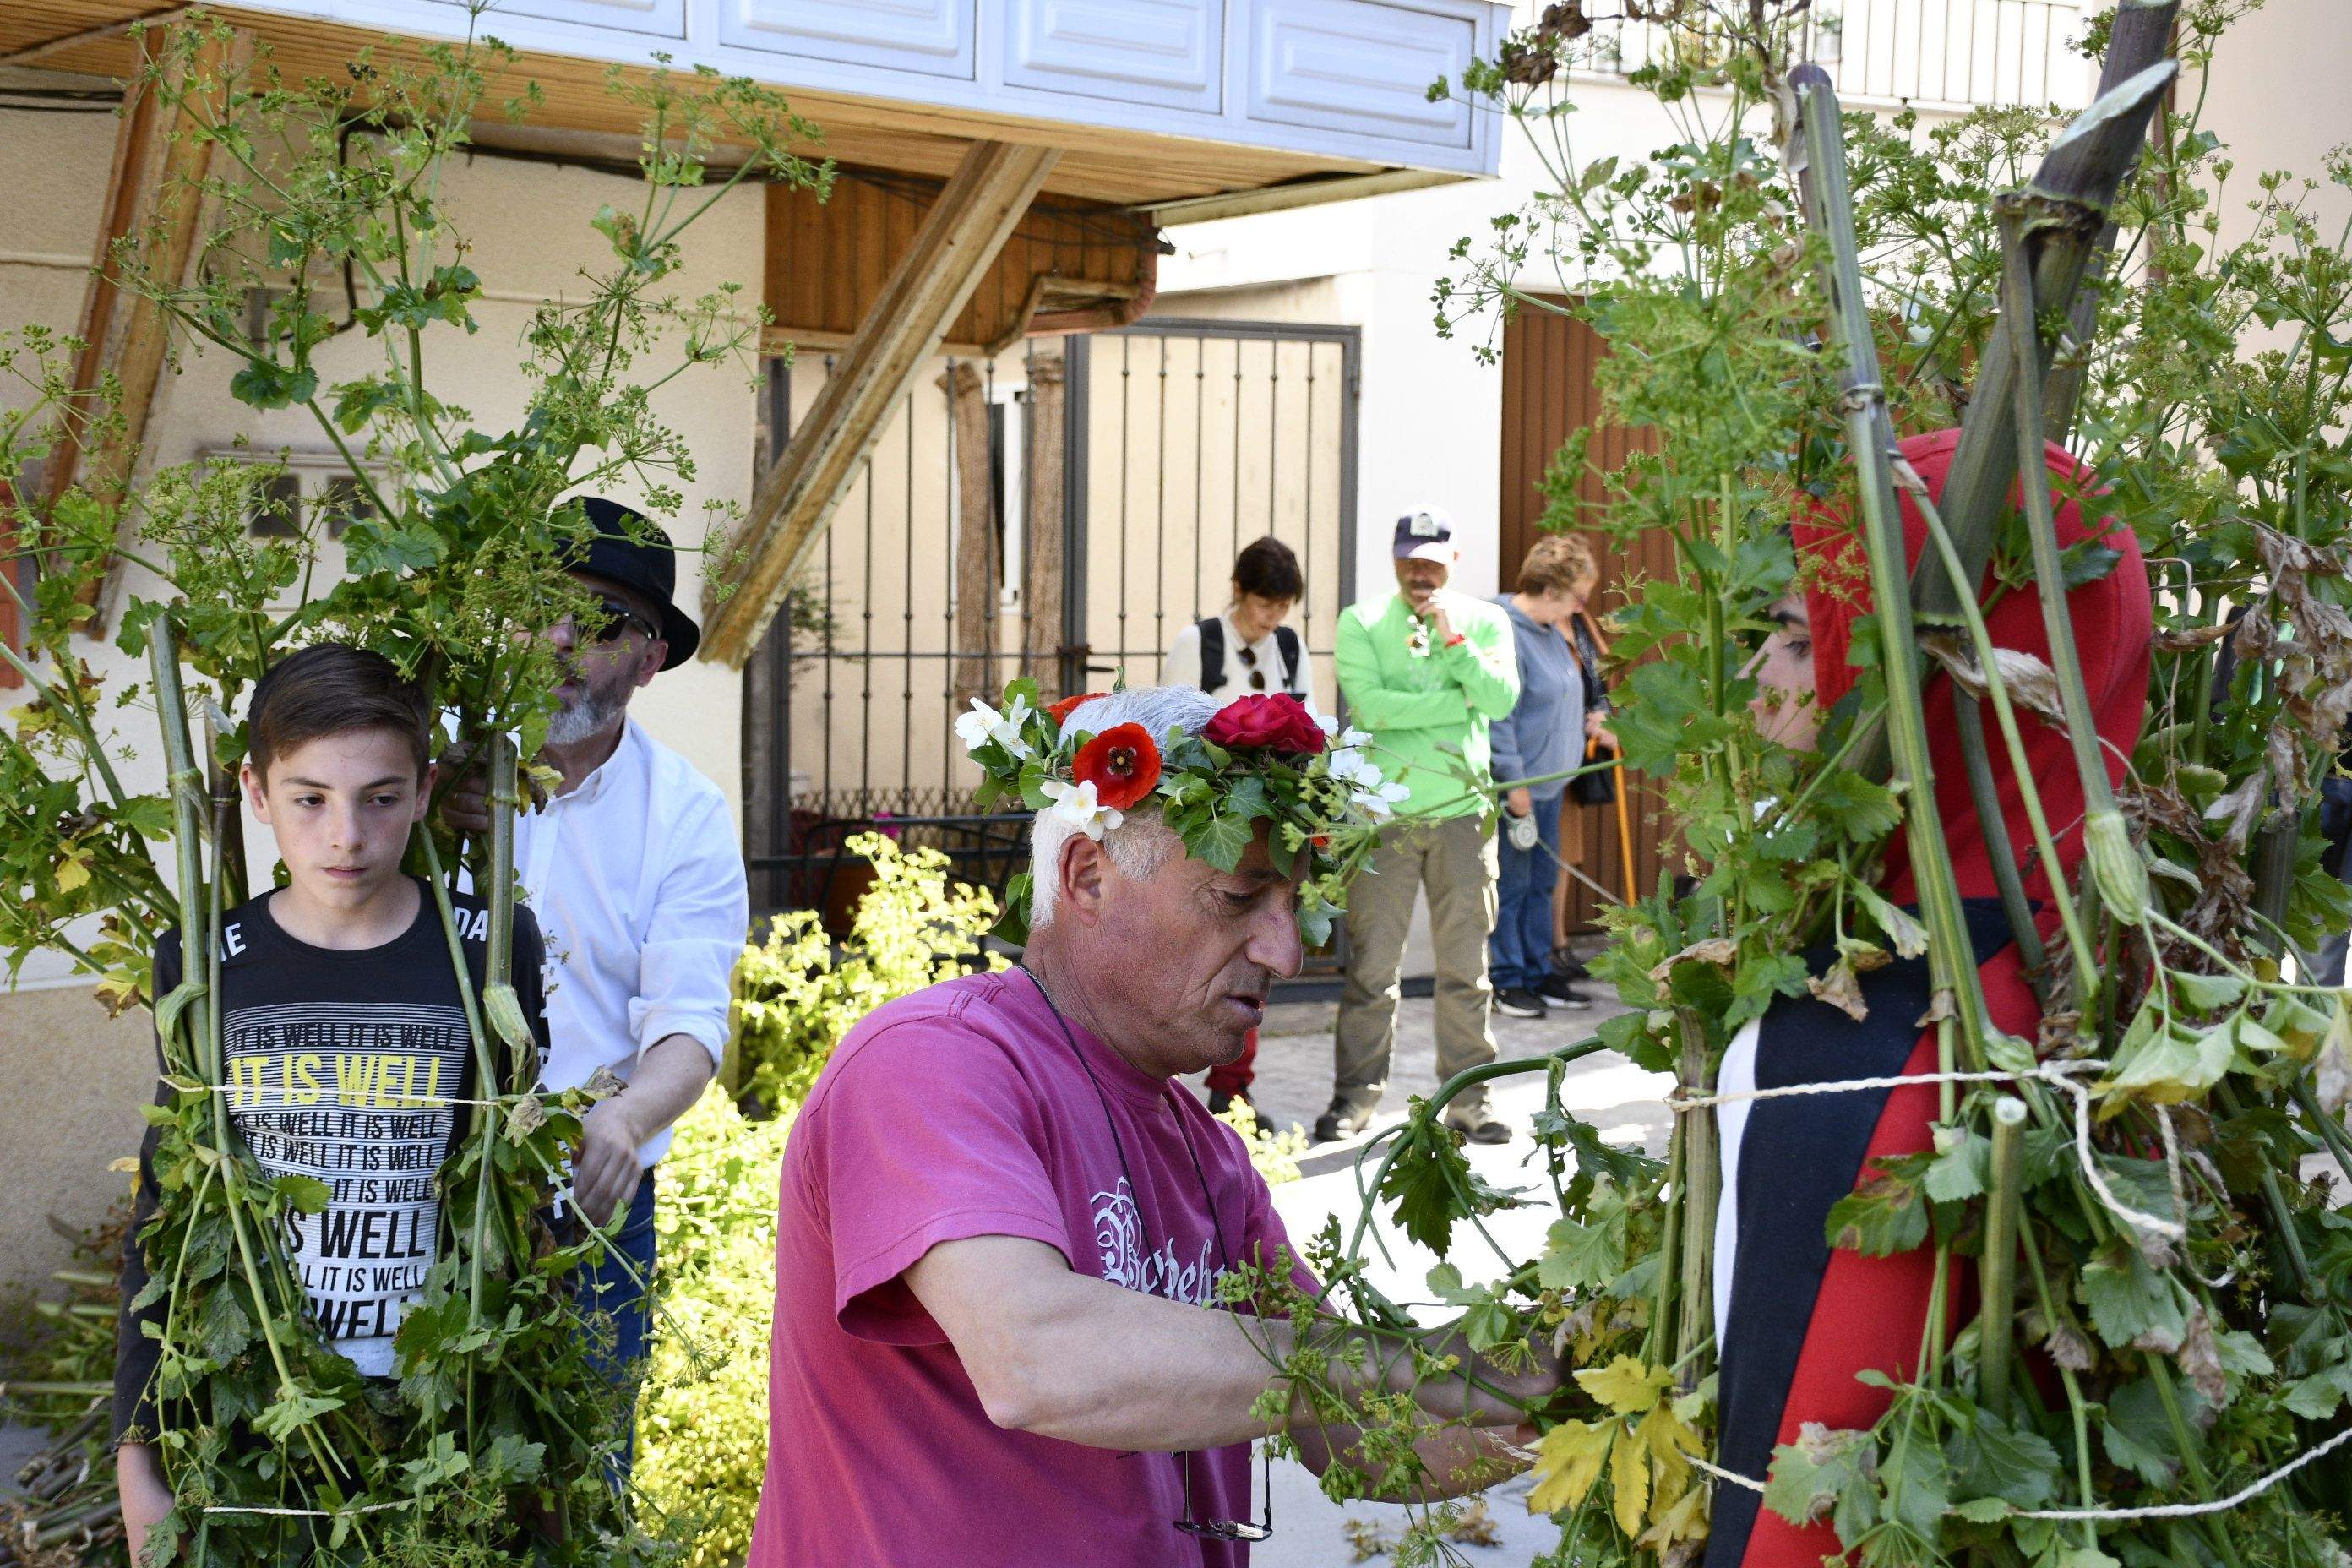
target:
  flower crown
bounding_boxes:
[959,678,1406,945]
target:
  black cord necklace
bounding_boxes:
[1016,965,1272,1545]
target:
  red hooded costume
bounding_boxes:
[1707,428,2152,1566]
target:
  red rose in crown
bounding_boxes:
[1071,722,1162,809]
[1204,693,1326,755]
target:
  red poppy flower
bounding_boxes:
[1204,693,1326,755]
[1072,722,1162,810]
[1047,690,1110,729]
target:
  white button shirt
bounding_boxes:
[516,718,749,1167]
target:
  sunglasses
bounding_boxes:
[1234,644,1268,692]
[579,596,659,645]
[1173,1445,1273,1543]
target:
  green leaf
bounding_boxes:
[1763,1424,1879,1538]
[1949,1407,2060,1510]
[2080,1244,2191,1352]
[1186,807,1252,873]
[271,1173,332,1214]
[1826,1164,1931,1256]
[1850,883,1929,959]
[229,359,320,411]
[2167,970,2246,1012]
[197,1286,254,1364]
[1922,1124,1991,1204]
[2100,1015,2232,1102]
[1377,1114,1476,1255]
[1539,1208,1628,1293]
[2099,1378,2185,1487]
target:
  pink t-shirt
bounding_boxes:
[746,969,1315,1568]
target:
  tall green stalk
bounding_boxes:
[1794,66,1991,1071]
[1995,199,2152,938]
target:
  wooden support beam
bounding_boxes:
[49,23,244,624]
[702,139,1060,667]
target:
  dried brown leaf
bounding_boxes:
[1648,937,1740,983]
[1808,961,1870,1022]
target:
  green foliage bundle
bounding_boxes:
[1252,3,2352,1565]
[732,833,1005,1110]
[633,1088,796,1568]
[0,9,827,1561]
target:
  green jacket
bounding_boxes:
[1335,591,1521,819]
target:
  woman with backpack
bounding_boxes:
[1162,536,1314,1113]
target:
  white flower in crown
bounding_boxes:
[1326,745,1382,787]
[956,693,1035,760]
[1040,777,1124,839]
[1353,777,1412,819]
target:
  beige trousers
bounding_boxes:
[1333,814,1500,1123]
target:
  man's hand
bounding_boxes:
[569,1034,716,1228]
[118,1442,174,1562]
[572,1095,644,1229]
[1393,1326,1565,1429]
[1505,787,1533,818]
[1417,598,1456,646]
[435,741,492,836]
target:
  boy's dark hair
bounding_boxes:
[1232,536,1304,603]
[248,644,433,781]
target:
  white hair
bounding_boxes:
[1029,685,1221,930]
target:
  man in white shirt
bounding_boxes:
[445,498,749,1440]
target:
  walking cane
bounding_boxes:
[1576,603,1640,908]
[1610,758,1635,906]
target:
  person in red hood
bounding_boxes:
[1704,428,2153,1567]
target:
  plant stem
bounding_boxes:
[1995,197,2149,939]
[1978,1096,2028,1419]
[1794,67,1992,1071]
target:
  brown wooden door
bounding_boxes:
[1498,297,1668,940]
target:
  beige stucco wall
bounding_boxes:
[0,88,762,1293]
[2193,0,2352,253]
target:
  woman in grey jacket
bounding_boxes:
[1489,535,1600,1019]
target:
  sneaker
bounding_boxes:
[1494,987,1548,1020]
[1313,1098,1378,1143]
[1206,1087,1252,1116]
[1535,976,1592,1010]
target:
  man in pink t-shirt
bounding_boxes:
[748,687,1555,1567]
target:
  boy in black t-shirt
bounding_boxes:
[113,645,547,1559]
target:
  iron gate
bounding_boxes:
[741,320,1362,923]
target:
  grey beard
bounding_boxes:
[546,686,627,746]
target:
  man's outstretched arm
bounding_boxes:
[905,1234,1548,1467]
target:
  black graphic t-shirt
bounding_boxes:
[113,879,547,1443]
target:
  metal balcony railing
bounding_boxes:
[1576,0,2095,112]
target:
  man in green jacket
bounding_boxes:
[1319,507,1521,1145]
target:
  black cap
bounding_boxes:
[1392,505,1456,562]
[567,498,699,669]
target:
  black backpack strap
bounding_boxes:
[1195,615,1225,694]
[1274,624,1302,693]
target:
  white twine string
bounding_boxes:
[1689,1421,2352,1522]
[202,1500,416,1517]
[1667,1059,2188,1245]
[199,1085,514,1108]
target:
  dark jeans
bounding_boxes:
[1489,794,1562,991]
[580,1168,657,1477]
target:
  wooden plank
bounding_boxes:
[765,170,1156,357]
[48,23,245,622]
[703,140,1061,668]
